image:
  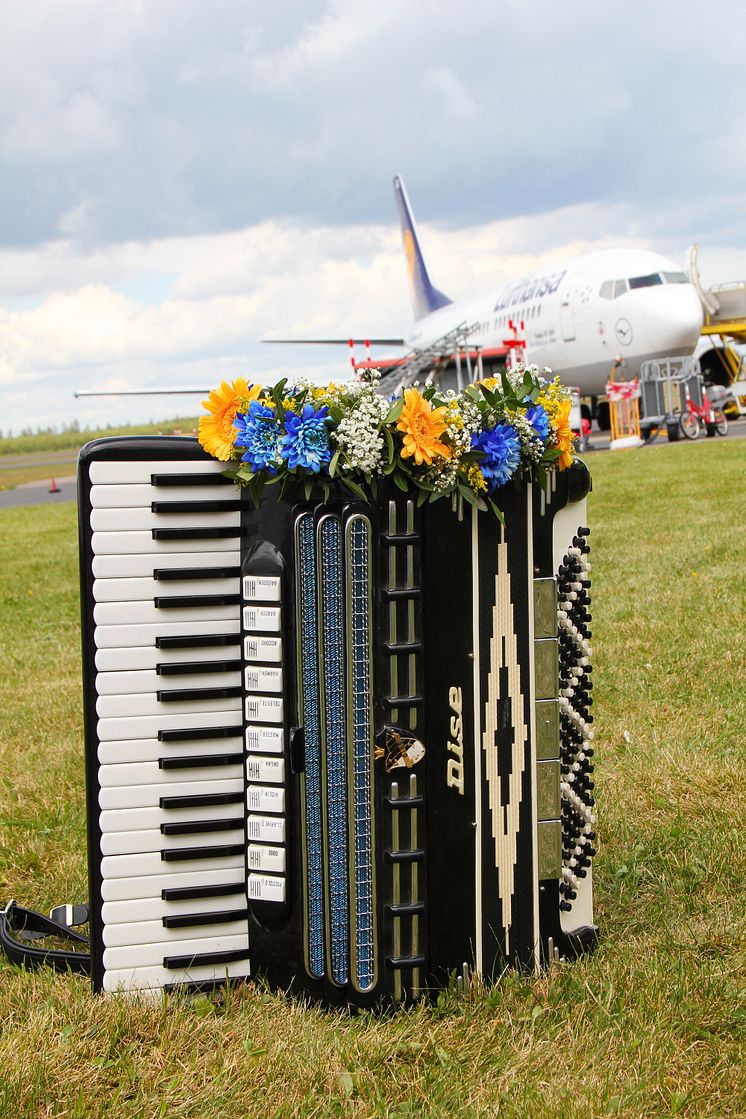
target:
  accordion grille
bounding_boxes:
[296,512,325,978]
[296,508,377,992]
[346,515,376,992]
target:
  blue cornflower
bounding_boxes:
[525,403,550,442]
[471,423,522,490]
[233,401,281,472]
[281,404,332,473]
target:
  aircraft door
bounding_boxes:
[560,296,576,341]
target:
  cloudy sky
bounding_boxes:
[1,0,745,434]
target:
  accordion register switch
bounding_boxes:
[78,436,598,1005]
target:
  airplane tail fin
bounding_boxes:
[393,175,453,321]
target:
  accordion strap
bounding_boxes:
[0,899,91,975]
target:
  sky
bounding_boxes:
[1,0,745,435]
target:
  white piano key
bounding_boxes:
[247,844,285,873]
[246,815,285,843]
[96,644,240,673]
[248,874,286,903]
[100,826,245,857]
[243,636,282,663]
[92,551,241,580]
[93,575,239,603]
[96,690,240,720]
[246,786,284,813]
[91,483,239,509]
[97,708,242,742]
[244,666,283,693]
[245,756,284,784]
[89,459,229,486]
[103,933,249,971]
[99,777,243,810]
[91,507,240,533]
[94,601,239,627]
[102,891,247,926]
[98,761,243,791]
[103,916,249,949]
[92,532,239,556]
[103,958,250,992]
[101,850,245,881]
[94,619,240,651]
[244,726,284,754]
[96,669,241,697]
[100,802,243,832]
[101,864,245,902]
[244,696,283,723]
[242,575,281,601]
[98,736,242,765]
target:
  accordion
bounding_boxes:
[78,435,597,1005]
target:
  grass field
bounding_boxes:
[0,438,744,1118]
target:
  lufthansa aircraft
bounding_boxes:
[385,176,704,401]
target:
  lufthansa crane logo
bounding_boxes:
[614,318,633,346]
[403,229,417,284]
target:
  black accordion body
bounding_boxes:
[78,436,597,1004]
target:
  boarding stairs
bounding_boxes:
[376,322,482,396]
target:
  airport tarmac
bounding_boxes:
[1,418,743,510]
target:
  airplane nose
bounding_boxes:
[644,287,703,356]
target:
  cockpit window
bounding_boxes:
[599,280,614,300]
[613,279,628,300]
[662,271,688,284]
[629,273,664,290]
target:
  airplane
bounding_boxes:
[268,176,706,427]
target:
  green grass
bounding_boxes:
[0,438,744,1118]
[0,418,200,456]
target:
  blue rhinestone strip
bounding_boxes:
[348,517,375,991]
[319,516,349,986]
[296,513,325,978]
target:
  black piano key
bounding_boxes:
[156,686,242,703]
[154,594,241,610]
[156,633,240,650]
[151,499,242,514]
[160,791,244,810]
[150,472,235,487]
[158,753,243,770]
[153,566,240,581]
[162,908,249,929]
[160,817,243,836]
[161,881,246,901]
[163,947,250,969]
[158,724,239,742]
[161,843,245,862]
[156,659,242,677]
[152,527,241,541]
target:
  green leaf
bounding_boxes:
[328,449,341,478]
[542,448,562,462]
[422,385,436,401]
[304,478,313,501]
[488,498,505,525]
[385,398,404,424]
[416,487,430,507]
[392,470,409,493]
[382,425,395,466]
[340,475,369,502]
[235,466,256,482]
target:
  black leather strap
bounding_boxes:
[0,899,91,975]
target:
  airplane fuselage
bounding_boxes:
[404,248,704,395]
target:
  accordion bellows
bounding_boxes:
[78,436,598,1005]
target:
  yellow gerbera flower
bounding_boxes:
[198,378,260,461]
[396,388,451,465]
[552,398,575,471]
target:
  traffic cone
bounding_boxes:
[49,479,60,493]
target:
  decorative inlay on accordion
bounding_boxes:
[79,436,597,1004]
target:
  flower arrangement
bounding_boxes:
[197,364,578,517]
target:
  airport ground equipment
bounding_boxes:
[67,436,598,1005]
[639,356,710,441]
[605,380,642,450]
